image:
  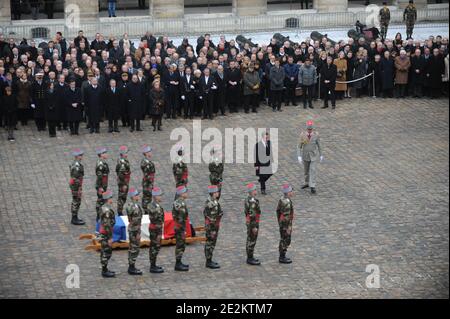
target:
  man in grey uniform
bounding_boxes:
[297,120,323,194]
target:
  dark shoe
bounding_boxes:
[244,110,249,114]
[114,128,120,133]
[174,260,189,271]
[301,184,309,189]
[89,129,94,134]
[261,189,266,195]
[108,127,113,133]
[303,104,307,109]
[246,257,261,266]
[252,109,257,113]
[321,105,329,109]
[332,105,336,110]
[102,267,115,278]
[130,128,134,132]
[293,103,298,106]
[158,126,162,131]
[71,215,85,225]
[311,187,316,194]
[206,260,221,269]
[153,126,156,132]
[150,264,164,273]
[309,104,314,109]
[128,265,143,275]
[279,254,292,264]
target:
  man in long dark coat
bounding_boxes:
[84,77,103,134]
[127,74,145,132]
[425,48,445,98]
[105,79,121,133]
[254,131,273,195]
[30,71,47,131]
[55,74,68,131]
[410,48,425,97]
[66,78,83,135]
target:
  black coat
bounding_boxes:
[410,55,425,85]
[254,140,273,176]
[2,94,17,114]
[44,91,59,121]
[425,55,445,88]
[126,81,145,120]
[180,74,196,96]
[65,87,83,122]
[104,87,121,120]
[84,85,104,123]
[320,63,337,88]
[54,83,68,122]
[30,80,47,119]
[380,58,395,90]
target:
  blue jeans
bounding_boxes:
[108,2,116,17]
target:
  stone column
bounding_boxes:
[314,0,348,12]
[150,0,184,19]
[0,0,11,24]
[64,0,99,22]
[232,0,268,16]
[395,0,427,9]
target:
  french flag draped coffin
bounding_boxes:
[96,211,192,242]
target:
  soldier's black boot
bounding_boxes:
[311,187,316,194]
[102,266,115,278]
[301,184,309,189]
[128,264,143,275]
[206,259,220,269]
[246,256,261,266]
[174,259,189,271]
[279,253,292,264]
[71,215,85,225]
[150,263,164,273]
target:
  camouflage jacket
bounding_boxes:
[148,201,164,227]
[203,196,223,222]
[404,5,417,22]
[141,157,155,191]
[379,7,390,24]
[173,160,188,186]
[244,195,261,224]
[99,204,116,238]
[172,197,189,228]
[69,160,84,189]
[116,157,131,185]
[95,159,109,190]
[209,161,224,185]
[276,196,294,222]
[126,201,143,232]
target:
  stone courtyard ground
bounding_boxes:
[0,96,448,298]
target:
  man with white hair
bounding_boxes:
[394,49,411,98]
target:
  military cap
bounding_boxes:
[282,184,293,194]
[128,187,139,198]
[87,71,94,77]
[119,145,128,154]
[72,148,84,156]
[121,72,129,77]
[152,187,163,196]
[208,185,219,194]
[96,146,107,155]
[102,190,113,200]
[306,120,314,129]
[246,183,257,192]
[141,144,152,154]
[176,185,188,195]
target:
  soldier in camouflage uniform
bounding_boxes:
[98,190,116,278]
[148,187,165,273]
[125,187,143,275]
[276,184,295,264]
[244,183,261,265]
[95,147,109,222]
[379,2,391,40]
[69,148,85,225]
[203,185,223,269]
[403,0,417,39]
[208,148,224,200]
[172,146,188,199]
[172,185,190,271]
[116,145,131,216]
[141,145,155,214]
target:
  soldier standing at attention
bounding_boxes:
[141,145,155,214]
[203,185,223,269]
[244,183,262,266]
[172,185,190,271]
[99,190,116,278]
[277,184,295,264]
[95,147,109,222]
[126,187,143,276]
[116,145,131,216]
[404,0,417,39]
[379,2,391,40]
[148,187,165,273]
[69,148,86,225]
[173,146,188,198]
[208,148,224,199]
[297,120,323,195]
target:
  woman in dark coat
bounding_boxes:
[65,78,83,135]
[150,81,165,131]
[104,78,121,133]
[3,86,17,141]
[126,74,145,132]
[44,83,59,137]
[380,51,395,98]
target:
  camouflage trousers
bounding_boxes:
[406,22,415,38]
[277,213,293,254]
[142,190,152,214]
[174,221,186,260]
[149,223,163,264]
[95,187,106,221]
[205,217,221,261]
[70,187,82,217]
[380,23,389,39]
[117,183,129,215]
[128,229,141,265]
[100,235,112,267]
[246,221,260,258]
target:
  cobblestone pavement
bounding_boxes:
[0,97,448,299]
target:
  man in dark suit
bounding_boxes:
[105,79,121,133]
[167,64,180,119]
[200,68,217,120]
[320,56,338,109]
[84,77,104,133]
[55,74,68,130]
[180,66,196,119]
[214,65,227,116]
[226,61,241,112]
[254,131,273,195]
